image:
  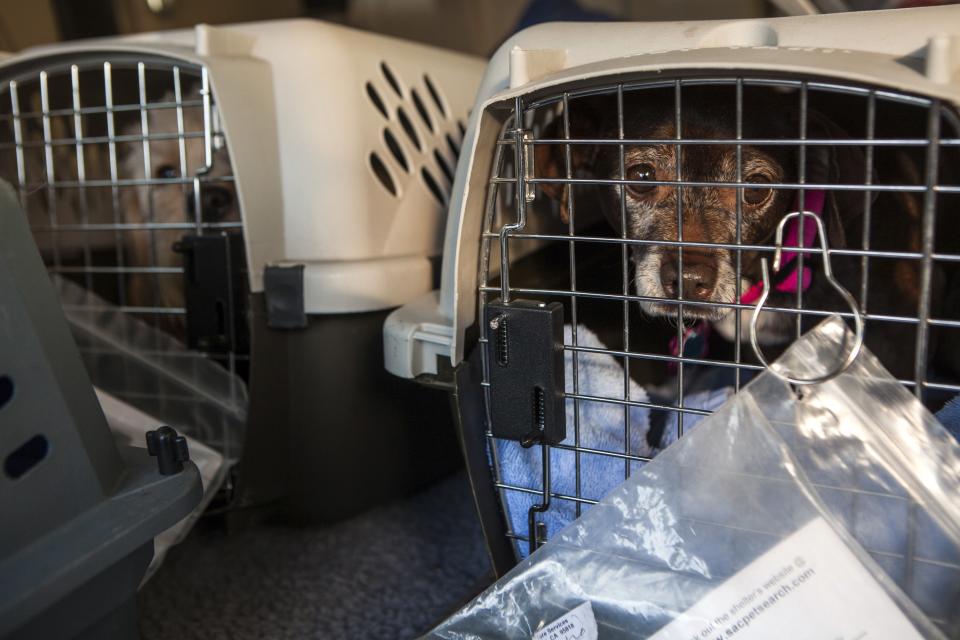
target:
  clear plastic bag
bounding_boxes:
[54,276,247,463]
[428,318,960,639]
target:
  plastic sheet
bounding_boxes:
[428,318,960,639]
[54,276,247,463]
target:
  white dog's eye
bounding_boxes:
[155,165,178,180]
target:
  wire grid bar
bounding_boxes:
[476,71,960,595]
[0,54,249,459]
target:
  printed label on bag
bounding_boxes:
[651,517,924,640]
[533,601,598,640]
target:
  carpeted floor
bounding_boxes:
[138,472,492,639]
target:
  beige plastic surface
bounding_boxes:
[2,20,486,313]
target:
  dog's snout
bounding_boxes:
[659,251,717,302]
[186,186,233,221]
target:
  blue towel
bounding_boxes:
[936,395,960,441]
[494,325,731,557]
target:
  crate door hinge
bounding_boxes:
[263,263,307,330]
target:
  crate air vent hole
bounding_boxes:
[366,82,388,118]
[370,152,397,197]
[422,167,446,205]
[446,133,460,158]
[384,128,408,172]
[0,375,12,410]
[434,149,454,184]
[381,61,403,98]
[424,74,447,117]
[5,434,49,480]
[397,107,421,151]
[457,119,466,137]
[411,89,434,133]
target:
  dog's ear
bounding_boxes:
[532,100,603,224]
[804,111,877,250]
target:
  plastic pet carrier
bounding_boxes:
[0,20,486,522]
[0,182,201,639]
[384,5,960,579]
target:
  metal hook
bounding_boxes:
[749,210,864,386]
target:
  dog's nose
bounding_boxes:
[186,186,233,221]
[659,253,717,302]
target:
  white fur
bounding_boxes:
[634,247,666,317]
[635,254,793,345]
[713,302,794,345]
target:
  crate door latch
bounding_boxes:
[173,232,249,351]
[484,299,565,447]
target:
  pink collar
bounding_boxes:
[739,189,826,305]
[669,189,826,365]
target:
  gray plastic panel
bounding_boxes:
[0,181,202,639]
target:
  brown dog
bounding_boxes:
[535,85,951,380]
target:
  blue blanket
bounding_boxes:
[494,325,730,557]
[494,331,960,560]
[937,395,960,442]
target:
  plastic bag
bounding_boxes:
[427,318,960,639]
[53,276,248,462]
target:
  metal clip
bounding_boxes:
[521,129,536,204]
[528,443,550,556]
[749,210,864,386]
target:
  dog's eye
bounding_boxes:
[155,165,178,180]
[625,163,657,196]
[743,174,773,205]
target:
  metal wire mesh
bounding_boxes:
[0,55,248,460]
[476,73,960,621]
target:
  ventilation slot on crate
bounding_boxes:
[434,149,454,184]
[424,74,447,117]
[371,152,397,197]
[421,167,446,205]
[381,61,403,97]
[397,107,421,151]
[411,89,434,132]
[383,128,409,172]
[366,81,388,118]
[5,434,49,480]
[446,133,460,157]
[0,375,12,409]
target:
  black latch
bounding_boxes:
[146,425,190,475]
[484,299,565,446]
[173,232,248,353]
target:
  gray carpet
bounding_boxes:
[138,472,492,639]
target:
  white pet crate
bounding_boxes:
[0,19,486,521]
[384,5,960,628]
